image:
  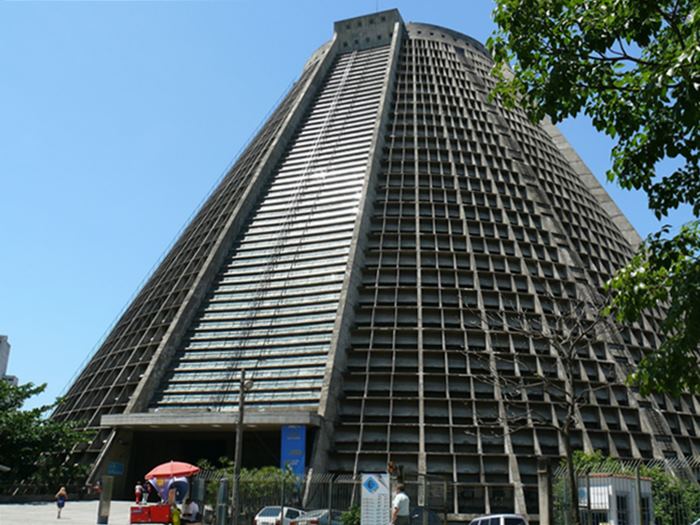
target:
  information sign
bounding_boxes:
[361,473,390,525]
[106,461,124,476]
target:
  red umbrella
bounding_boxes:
[145,460,200,479]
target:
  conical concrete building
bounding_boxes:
[54,10,700,517]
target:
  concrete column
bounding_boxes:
[537,458,552,525]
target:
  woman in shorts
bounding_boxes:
[55,486,68,519]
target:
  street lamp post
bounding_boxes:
[232,369,253,525]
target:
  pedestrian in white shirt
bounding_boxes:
[391,484,410,525]
[181,498,200,523]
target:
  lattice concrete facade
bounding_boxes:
[54,10,700,518]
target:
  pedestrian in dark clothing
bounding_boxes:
[55,486,68,519]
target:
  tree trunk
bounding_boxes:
[563,426,580,525]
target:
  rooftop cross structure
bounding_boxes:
[53,10,698,518]
[0,335,18,386]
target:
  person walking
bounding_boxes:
[135,481,144,504]
[391,483,410,525]
[55,486,68,519]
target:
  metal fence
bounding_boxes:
[7,458,700,524]
[195,471,452,525]
[552,457,700,525]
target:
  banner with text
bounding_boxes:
[280,425,306,477]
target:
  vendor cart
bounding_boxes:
[130,504,173,524]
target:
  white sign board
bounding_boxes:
[578,485,611,510]
[361,473,390,525]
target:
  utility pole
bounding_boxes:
[232,369,253,525]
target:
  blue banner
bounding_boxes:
[280,425,306,477]
[107,461,124,476]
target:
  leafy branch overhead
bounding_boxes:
[0,381,93,492]
[488,0,700,396]
[489,0,699,215]
[607,222,700,395]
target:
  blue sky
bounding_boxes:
[0,1,692,410]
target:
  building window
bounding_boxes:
[579,510,608,525]
[616,494,629,525]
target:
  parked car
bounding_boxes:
[468,515,528,525]
[409,506,443,525]
[295,509,343,525]
[254,506,305,525]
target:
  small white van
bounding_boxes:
[468,514,528,525]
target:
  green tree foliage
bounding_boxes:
[488,0,700,395]
[196,460,300,514]
[608,222,700,395]
[556,452,700,524]
[0,381,92,491]
[641,463,700,524]
[340,505,360,525]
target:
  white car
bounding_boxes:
[254,506,306,525]
[468,515,528,525]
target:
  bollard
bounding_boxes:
[96,475,113,525]
[216,477,229,525]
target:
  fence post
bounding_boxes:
[350,476,357,507]
[586,474,592,525]
[281,474,286,521]
[442,480,448,525]
[191,477,206,504]
[327,476,333,521]
[635,466,642,525]
[216,477,229,525]
[422,477,428,525]
[422,476,428,525]
[537,459,552,525]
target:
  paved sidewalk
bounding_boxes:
[0,500,134,525]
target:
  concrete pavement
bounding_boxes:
[0,500,134,525]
